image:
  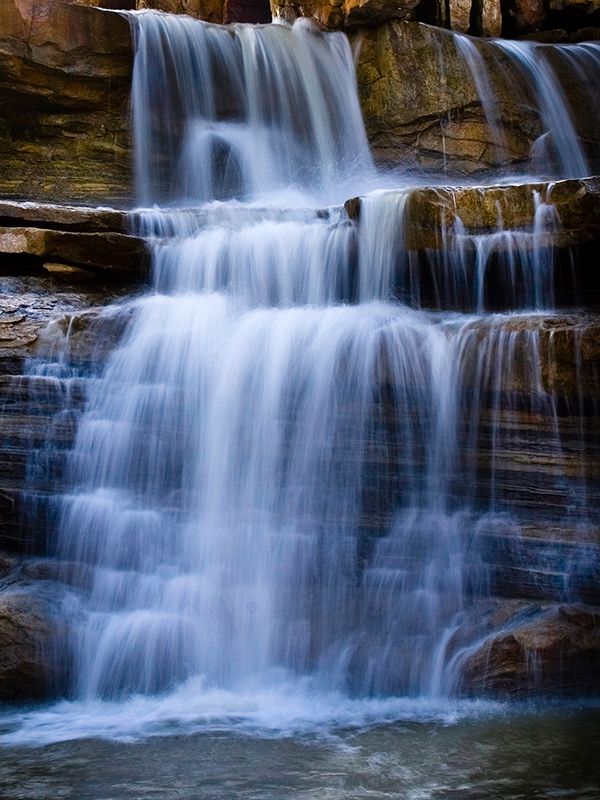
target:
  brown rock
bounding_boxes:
[505,0,547,34]
[0,201,131,233]
[0,590,66,701]
[345,177,600,250]
[136,0,226,23]
[353,22,536,172]
[271,0,420,29]
[456,603,600,696]
[0,226,147,276]
[352,20,600,172]
[0,0,133,203]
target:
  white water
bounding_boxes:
[456,35,600,178]
[1,13,597,746]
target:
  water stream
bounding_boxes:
[1,11,598,763]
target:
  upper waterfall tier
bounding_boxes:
[129,13,374,205]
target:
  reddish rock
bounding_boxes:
[0,0,133,203]
[456,603,600,696]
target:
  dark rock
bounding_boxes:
[454,602,600,696]
[0,588,69,701]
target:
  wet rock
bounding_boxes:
[272,0,420,29]
[455,602,600,696]
[353,21,523,171]
[345,177,600,250]
[352,21,600,173]
[0,589,68,701]
[136,0,226,22]
[0,201,131,234]
[0,275,138,556]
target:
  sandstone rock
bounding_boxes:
[353,20,600,173]
[136,0,226,22]
[345,177,600,250]
[271,0,420,29]
[0,201,131,233]
[505,0,547,34]
[353,21,538,172]
[481,0,502,35]
[0,226,147,276]
[455,602,600,696]
[0,589,68,700]
[136,0,272,23]
[0,0,133,203]
[0,275,138,556]
[448,0,472,33]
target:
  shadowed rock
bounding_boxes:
[453,601,600,696]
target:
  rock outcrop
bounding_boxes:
[0,587,69,701]
[272,0,420,28]
[136,0,272,22]
[271,0,599,35]
[354,21,579,173]
[0,0,133,203]
[345,177,600,250]
[453,602,600,696]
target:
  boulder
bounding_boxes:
[454,602,600,696]
[0,589,68,701]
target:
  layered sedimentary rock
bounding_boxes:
[354,22,540,172]
[346,177,600,249]
[0,0,133,203]
[271,0,599,35]
[136,0,272,22]
[2,3,598,192]
[452,602,600,696]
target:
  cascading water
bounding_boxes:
[2,13,597,745]
[455,34,600,177]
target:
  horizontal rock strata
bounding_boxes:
[0,0,133,203]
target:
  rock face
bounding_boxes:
[354,21,534,173]
[0,0,133,204]
[272,0,599,34]
[137,0,226,21]
[0,588,68,701]
[0,229,139,558]
[0,201,148,276]
[354,21,600,174]
[137,0,272,23]
[453,603,600,696]
[272,0,420,28]
[346,177,600,250]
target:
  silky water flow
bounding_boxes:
[2,13,598,744]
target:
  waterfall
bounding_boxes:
[6,13,596,742]
[455,35,600,178]
[130,13,373,204]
